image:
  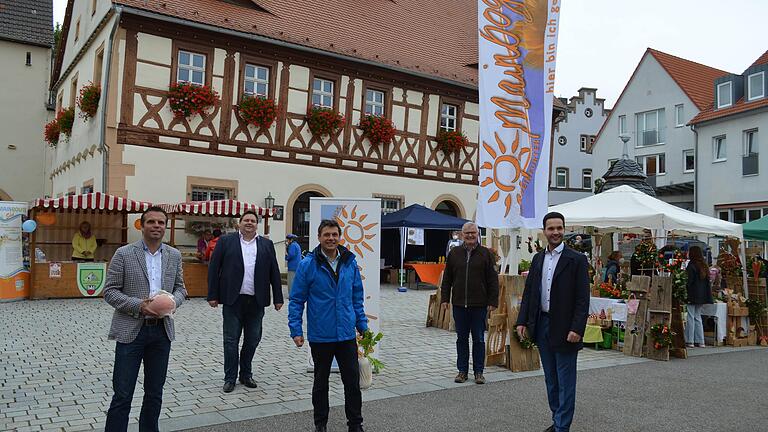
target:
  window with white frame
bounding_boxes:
[81,185,94,194]
[177,50,206,85]
[244,64,269,97]
[580,135,588,151]
[743,129,759,176]
[675,104,684,127]
[683,149,695,173]
[191,186,230,201]
[744,130,758,156]
[555,168,568,188]
[365,89,385,116]
[635,109,665,146]
[618,115,627,135]
[582,169,592,190]
[440,103,458,132]
[312,78,334,108]
[717,82,732,108]
[713,135,727,162]
[635,153,665,176]
[374,194,403,214]
[748,72,765,101]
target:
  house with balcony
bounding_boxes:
[590,48,729,211]
[549,87,609,204]
[689,50,768,238]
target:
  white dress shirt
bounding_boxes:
[240,232,258,295]
[143,242,163,297]
[321,248,341,273]
[540,242,564,313]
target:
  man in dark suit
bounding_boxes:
[207,210,283,393]
[516,212,589,432]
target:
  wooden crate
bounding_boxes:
[485,313,508,366]
[623,276,651,358]
[646,311,672,361]
[506,306,540,372]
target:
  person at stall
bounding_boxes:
[445,231,463,257]
[72,221,97,261]
[204,229,222,262]
[685,245,714,348]
[197,230,212,262]
[603,251,622,284]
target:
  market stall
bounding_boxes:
[28,193,152,299]
[167,200,274,297]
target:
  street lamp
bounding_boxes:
[264,192,275,209]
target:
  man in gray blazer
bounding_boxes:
[104,206,187,432]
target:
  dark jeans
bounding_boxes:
[309,339,363,428]
[536,313,578,432]
[452,305,487,374]
[105,324,171,432]
[222,294,265,383]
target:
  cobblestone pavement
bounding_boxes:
[2,285,751,432]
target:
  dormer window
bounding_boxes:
[717,82,732,108]
[748,72,765,101]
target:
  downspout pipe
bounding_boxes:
[689,123,698,213]
[100,5,123,193]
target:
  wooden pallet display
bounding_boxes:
[623,275,650,357]
[485,281,509,366]
[670,298,688,359]
[727,301,750,347]
[425,271,453,330]
[645,275,674,361]
[748,278,768,345]
[506,305,540,372]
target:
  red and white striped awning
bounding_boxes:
[33,193,153,213]
[173,200,274,218]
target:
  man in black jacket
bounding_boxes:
[207,210,283,393]
[440,222,499,385]
[516,212,589,432]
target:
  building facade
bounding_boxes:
[0,0,54,201]
[591,49,729,211]
[549,87,609,205]
[50,0,482,261]
[689,50,768,246]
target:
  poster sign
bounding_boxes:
[476,0,561,228]
[0,201,29,301]
[406,228,424,246]
[49,262,62,278]
[77,262,106,296]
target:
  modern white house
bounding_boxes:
[689,50,768,248]
[591,48,730,211]
[549,87,609,205]
[0,0,54,201]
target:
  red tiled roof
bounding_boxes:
[647,49,730,111]
[593,48,729,148]
[750,50,768,68]
[113,0,479,86]
[689,50,768,125]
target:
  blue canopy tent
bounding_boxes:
[381,204,469,289]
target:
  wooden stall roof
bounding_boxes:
[32,193,152,213]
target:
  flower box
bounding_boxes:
[168,82,219,118]
[238,95,278,129]
[77,82,101,121]
[306,106,344,136]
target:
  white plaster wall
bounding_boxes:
[60,0,113,72]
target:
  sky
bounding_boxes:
[52,0,767,108]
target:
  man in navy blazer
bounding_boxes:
[516,212,589,432]
[207,210,283,393]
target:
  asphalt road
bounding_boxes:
[187,349,768,432]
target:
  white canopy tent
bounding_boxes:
[549,185,742,238]
[549,185,747,292]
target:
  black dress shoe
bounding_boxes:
[239,376,258,388]
[314,425,327,432]
[544,425,555,432]
[349,426,365,432]
[223,382,235,393]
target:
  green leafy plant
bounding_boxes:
[518,259,531,274]
[648,323,675,350]
[357,330,384,373]
[514,331,536,349]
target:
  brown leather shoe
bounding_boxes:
[454,372,468,383]
[474,372,486,384]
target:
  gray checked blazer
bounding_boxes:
[103,241,187,344]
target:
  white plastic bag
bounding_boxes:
[358,357,373,390]
[146,290,177,318]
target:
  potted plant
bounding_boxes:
[167,82,219,119]
[359,115,396,146]
[43,118,61,147]
[357,330,384,389]
[435,130,469,153]
[306,106,344,137]
[57,107,75,139]
[238,95,278,129]
[77,82,101,121]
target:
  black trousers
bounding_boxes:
[309,339,363,428]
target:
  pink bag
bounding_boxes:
[627,293,640,315]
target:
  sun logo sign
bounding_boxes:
[480,130,532,217]
[335,205,378,281]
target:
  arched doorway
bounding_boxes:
[292,191,326,252]
[435,200,459,217]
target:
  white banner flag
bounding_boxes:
[477,0,561,228]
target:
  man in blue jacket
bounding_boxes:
[285,233,302,296]
[289,219,368,432]
[207,210,283,393]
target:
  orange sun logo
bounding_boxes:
[479,130,532,217]
[335,205,378,258]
